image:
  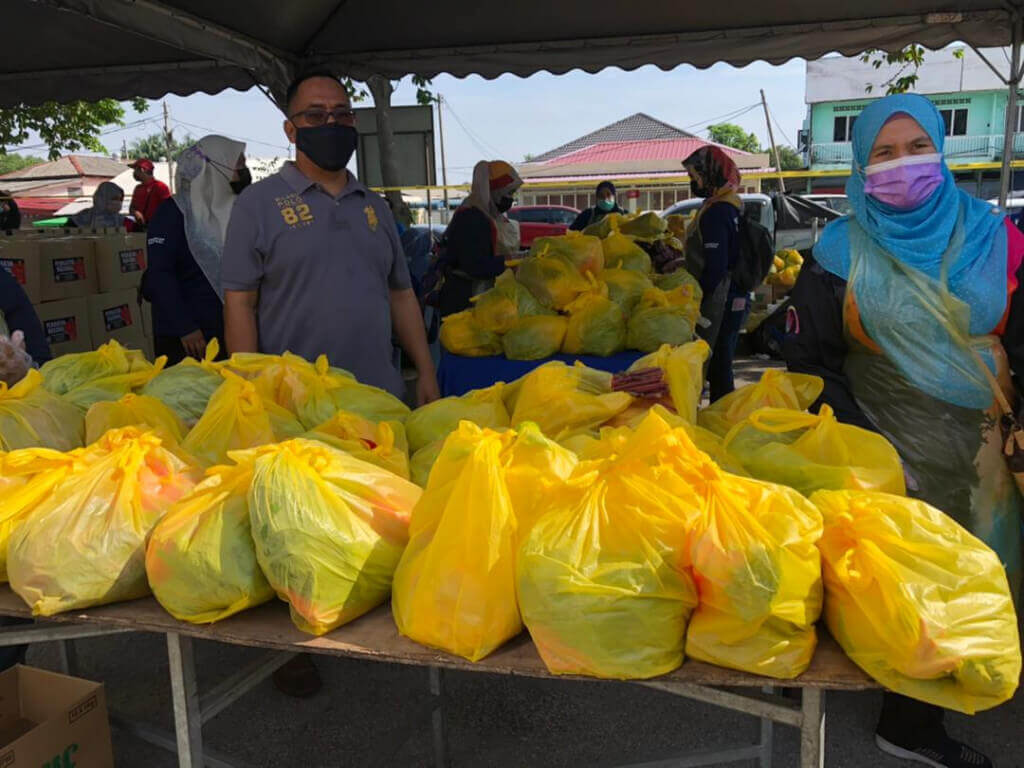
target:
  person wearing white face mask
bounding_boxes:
[70,182,126,229]
[569,180,624,231]
[783,93,1022,768]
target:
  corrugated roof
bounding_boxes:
[532,113,697,162]
[0,155,127,194]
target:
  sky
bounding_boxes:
[10,59,811,184]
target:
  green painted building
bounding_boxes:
[802,48,1023,194]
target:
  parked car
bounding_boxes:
[507,205,580,248]
[662,193,776,236]
[803,194,852,216]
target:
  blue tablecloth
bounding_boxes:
[438,349,646,397]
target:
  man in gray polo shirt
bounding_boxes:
[222,71,438,404]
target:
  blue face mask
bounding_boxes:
[597,197,615,212]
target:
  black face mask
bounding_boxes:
[496,196,514,214]
[294,123,358,172]
[230,167,252,195]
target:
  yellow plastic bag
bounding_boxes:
[813,489,1021,713]
[653,268,703,304]
[250,352,344,427]
[0,369,84,451]
[602,268,653,314]
[0,446,88,581]
[561,279,625,357]
[183,372,304,467]
[392,424,521,660]
[405,384,509,453]
[146,460,274,624]
[328,377,411,425]
[85,393,185,445]
[627,289,696,352]
[503,422,578,538]
[663,433,823,679]
[410,438,445,487]
[471,269,551,334]
[440,310,503,357]
[528,233,604,276]
[304,411,410,480]
[141,340,225,427]
[508,362,632,440]
[248,439,421,635]
[517,414,699,679]
[698,369,825,437]
[514,254,590,310]
[629,341,710,423]
[502,315,568,361]
[617,211,667,240]
[601,232,652,273]
[40,340,165,411]
[581,212,624,239]
[723,406,905,496]
[8,428,198,615]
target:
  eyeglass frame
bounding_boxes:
[288,107,357,127]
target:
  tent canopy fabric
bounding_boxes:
[1,1,1019,108]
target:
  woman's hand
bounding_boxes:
[180,329,207,359]
[0,331,32,386]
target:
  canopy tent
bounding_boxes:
[2,1,1022,201]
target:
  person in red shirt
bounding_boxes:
[128,158,170,229]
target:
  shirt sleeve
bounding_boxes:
[221,193,265,292]
[697,204,735,295]
[147,182,172,220]
[781,254,876,431]
[378,203,412,291]
[141,202,198,338]
[0,269,51,364]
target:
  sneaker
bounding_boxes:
[875,733,992,768]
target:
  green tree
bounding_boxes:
[861,45,964,95]
[776,145,804,170]
[128,131,195,161]
[0,98,148,159]
[0,153,44,175]
[707,123,762,153]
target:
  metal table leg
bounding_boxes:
[57,639,78,676]
[429,666,448,768]
[167,632,204,768]
[759,686,774,768]
[799,689,825,768]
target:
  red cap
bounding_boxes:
[129,158,155,173]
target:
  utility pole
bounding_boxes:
[121,138,127,160]
[760,89,786,195]
[163,101,175,193]
[437,94,450,219]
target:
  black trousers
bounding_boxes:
[877,692,943,741]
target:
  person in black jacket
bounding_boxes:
[437,160,522,317]
[0,192,20,232]
[0,267,51,384]
[569,180,624,231]
[784,94,1021,768]
[142,135,247,364]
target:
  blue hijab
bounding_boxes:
[814,94,1009,408]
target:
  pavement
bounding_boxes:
[20,355,1024,768]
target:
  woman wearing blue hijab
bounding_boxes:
[784,94,1024,768]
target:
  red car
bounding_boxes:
[507,205,580,248]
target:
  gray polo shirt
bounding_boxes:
[221,163,411,396]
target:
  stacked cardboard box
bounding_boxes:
[0,230,152,360]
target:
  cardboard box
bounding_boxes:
[87,290,146,350]
[0,239,41,304]
[34,297,92,356]
[37,238,97,302]
[0,665,113,768]
[94,234,147,293]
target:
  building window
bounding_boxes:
[833,115,856,142]
[939,108,968,137]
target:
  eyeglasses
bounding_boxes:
[289,107,356,127]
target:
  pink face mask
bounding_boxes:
[863,153,944,210]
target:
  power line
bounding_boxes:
[442,100,504,159]
[169,118,292,152]
[770,112,797,148]
[682,103,761,133]
[5,116,163,153]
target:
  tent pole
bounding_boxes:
[999,14,1022,209]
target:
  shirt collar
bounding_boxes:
[281,162,367,200]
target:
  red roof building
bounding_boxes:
[518,113,772,212]
[0,155,127,225]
